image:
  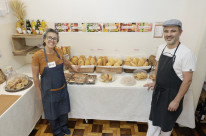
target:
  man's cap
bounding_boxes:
[162,19,182,28]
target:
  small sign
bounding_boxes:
[136,22,153,32]
[87,23,102,32]
[55,23,70,32]
[154,23,163,38]
[103,23,119,32]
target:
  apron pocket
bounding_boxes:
[50,84,65,91]
[50,86,66,103]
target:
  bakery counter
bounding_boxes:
[67,72,195,129]
[0,64,195,136]
[0,64,43,136]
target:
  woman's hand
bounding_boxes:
[143,82,155,91]
[72,65,81,72]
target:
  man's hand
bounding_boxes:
[168,100,179,112]
[143,82,155,91]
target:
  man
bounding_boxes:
[144,19,196,136]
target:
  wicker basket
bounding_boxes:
[123,65,151,73]
[68,65,95,73]
[96,66,122,74]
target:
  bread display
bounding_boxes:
[134,72,147,80]
[66,73,97,84]
[61,46,70,55]
[97,56,123,66]
[64,73,73,82]
[124,57,148,67]
[85,75,97,84]
[70,56,96,66]
[133,70,147,80]
[68,73,87,84]
[148,55,156,67]
[149,71,156,81]
[6,75,29,90]
[100,73,114,82]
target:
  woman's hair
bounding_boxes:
[42,28,59,46]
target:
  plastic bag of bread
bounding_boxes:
[120,75,136,86]
[149,70,156,81]
[99,71,116,83]
[5,74,29,91]
[133,69,147,80]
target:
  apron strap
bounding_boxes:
[54,48,61,59]
[43,48,48,63]
[161,45,167,55]
[172,42,181,63]
[43,48,61,63]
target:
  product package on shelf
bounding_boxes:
[61,46,71,60]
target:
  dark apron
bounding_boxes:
[149,43,183,132]
[41,48,70,120]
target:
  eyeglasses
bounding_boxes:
[47,36,58,42]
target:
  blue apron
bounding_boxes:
[149,43,183,132]
[41,48,70,120]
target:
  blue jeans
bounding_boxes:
[48,114,68,135]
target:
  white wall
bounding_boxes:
[22,0,185,61]
[181,0,206,108]
[0,13,26,70]
[1,0,206,110]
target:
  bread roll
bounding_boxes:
[102,58,107,66]
[90,57,96,65]
[97,59,103,66]
[78,59,85,65]
[143,61,149,66]
[124,61,131,66]
[137,59,144,66]
[85,59,90,65]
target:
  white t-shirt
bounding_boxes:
[156,43,196,80]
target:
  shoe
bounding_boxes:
[56,132,65,136]
[62,128,71,135]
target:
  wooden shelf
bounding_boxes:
[12,34,43,38]
[11,34,43,56]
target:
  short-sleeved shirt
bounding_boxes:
[32,47,64,75]
[156,43,197,80]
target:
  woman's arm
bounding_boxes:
[32,66,42,100]
[63,57,80,72]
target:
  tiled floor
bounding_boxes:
[29,118,206,136]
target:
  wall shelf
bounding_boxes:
[11,34,43,56]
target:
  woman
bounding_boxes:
[32,28,79,136]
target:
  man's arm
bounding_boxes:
[168,71,193,111]
[32,66,41,100]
